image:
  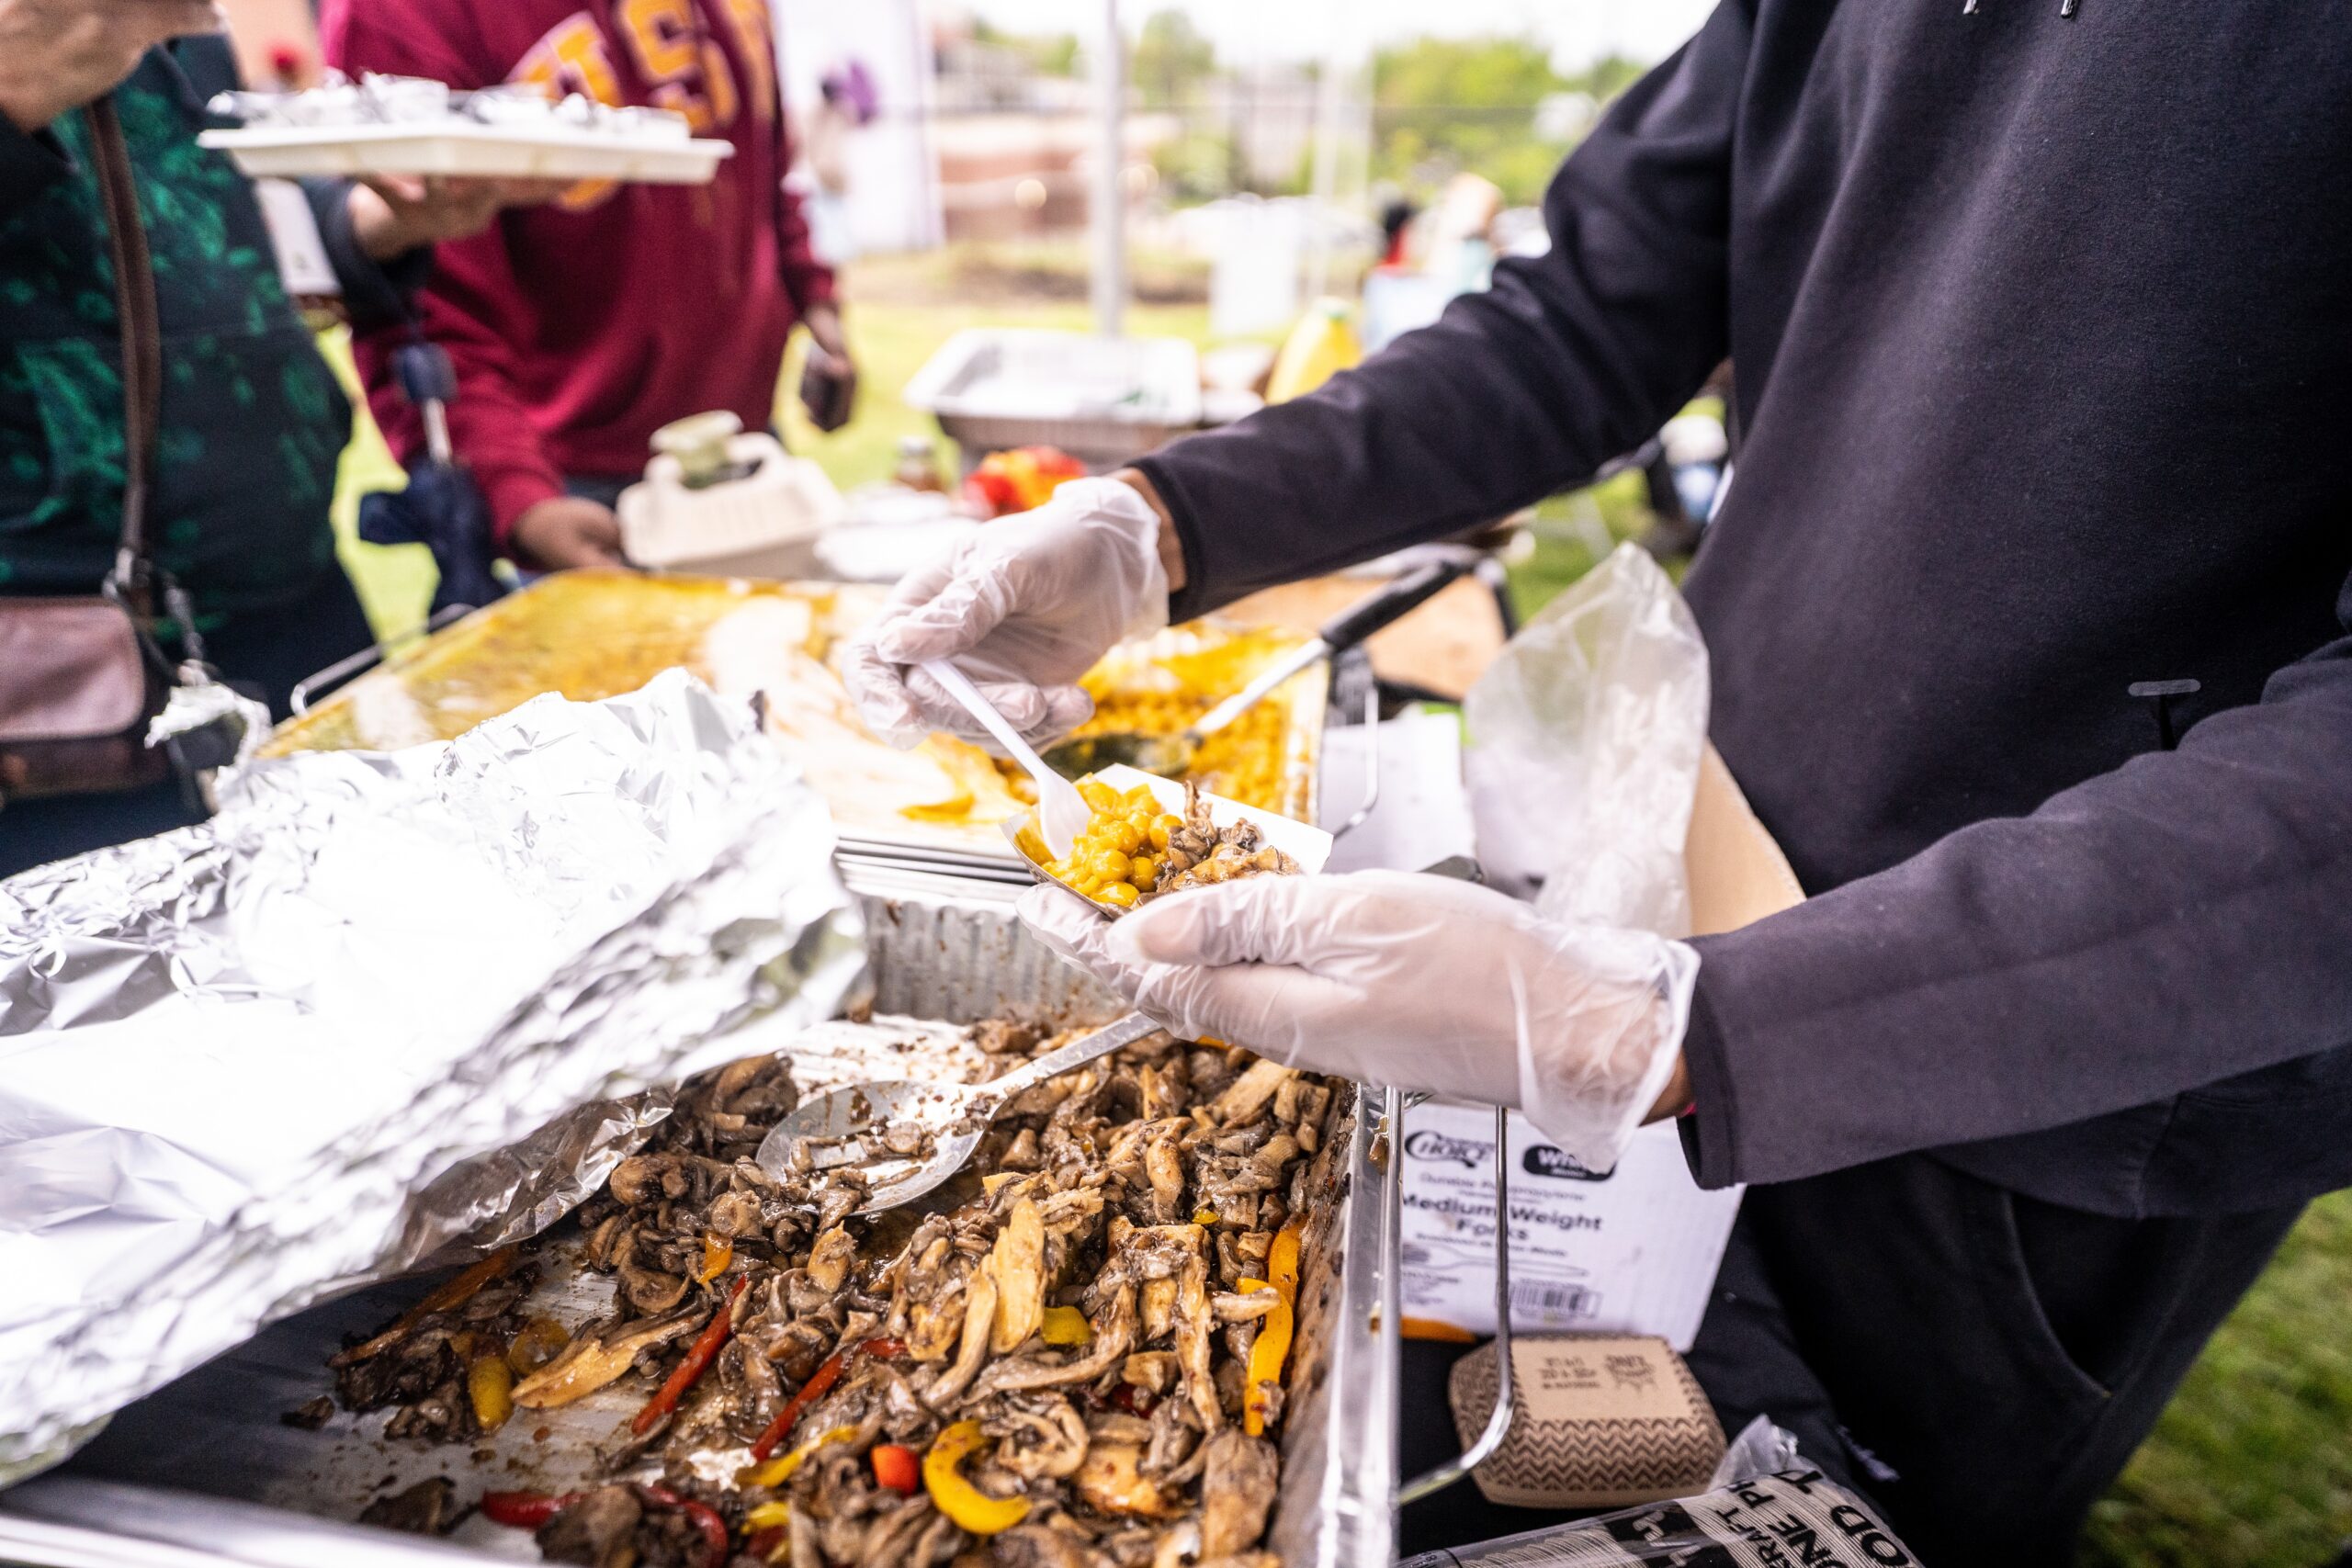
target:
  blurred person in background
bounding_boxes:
[322,0,858,574]
[0,0,527,877]
[797,59,876,269]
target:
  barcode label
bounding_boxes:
[1510,1280,1599,1318]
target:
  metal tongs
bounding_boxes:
[1042,555,1476,779]
[1387,1093,1517,1505]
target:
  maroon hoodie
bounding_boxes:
[321,0,833,541]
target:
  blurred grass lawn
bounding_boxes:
[322,265,2352,1568]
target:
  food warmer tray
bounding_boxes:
[0,881,1399,1568]
[265,572,1324,869]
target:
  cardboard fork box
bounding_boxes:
[1397,746,1806,1351]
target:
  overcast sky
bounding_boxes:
[959,0,1718,73]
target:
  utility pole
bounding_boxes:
[1091,0,1126,338]
[1304,19,1349,303]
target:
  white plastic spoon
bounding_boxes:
[919,657,1089,860]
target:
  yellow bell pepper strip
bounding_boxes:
[695,1237,734,1285]
[1039,1305,1092,1347]
[741,1424,858,1490]
[631,1274,748,1436]
[923,1420,1031,1535]
[467,1352,514,1430]
[1243,1224,1302,1437]
[742,1501,794,1532]
[331,1246,520,1367]
[504,1317,571,1376]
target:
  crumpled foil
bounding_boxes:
[0,670,868,1482]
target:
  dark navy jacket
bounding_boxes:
[1138,0,2352,1218]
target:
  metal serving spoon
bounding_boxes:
[1041,555,1476,779]
[754,1012,1163,1214]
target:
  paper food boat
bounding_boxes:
[1005,762,1334,918]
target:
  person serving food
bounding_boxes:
[847,5,2352,1563]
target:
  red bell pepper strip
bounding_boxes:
[746,1525,788,1562]
[484,1483,726,1568]
[632,1483,729,1568]
[749,1348,844,1461]
[630,1276,748,1436]
[479,1489,580,1529]
[746,1336,909,1462]
[870,1443,919,1495]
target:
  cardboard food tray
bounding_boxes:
[1,880,1397,1568]
[265,572,1324,864]
[198,124,733,184]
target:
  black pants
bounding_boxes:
[1400,1153,2301,1565]
[0,568,376,880]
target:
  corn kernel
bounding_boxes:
[1100,881,1139,908]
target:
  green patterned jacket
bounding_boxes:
[0,39,413,623]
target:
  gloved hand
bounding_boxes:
[1019,870,1700,1174]
[842,477,1169,748]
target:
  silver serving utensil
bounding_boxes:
[754,1012,1164,1213]
[1041,555,1476,780]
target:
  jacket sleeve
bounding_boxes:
[301,176,432,330]
[320,0,564,539]
[1679,585,2352,1195]
[1137,3,1747,622]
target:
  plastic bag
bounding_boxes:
[1463,543,1709,938]
[1399,1420,1922,1567]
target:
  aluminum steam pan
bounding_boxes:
[1,887,1395,1568]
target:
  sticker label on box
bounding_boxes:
[1398,1101,1743,1351]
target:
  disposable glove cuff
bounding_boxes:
[1057,476,1173,643]
[1512,931,1700,1177]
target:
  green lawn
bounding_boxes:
[323,258,2352,1568]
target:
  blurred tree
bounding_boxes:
[1135,9,1216,110]
[1371,37,1640,205]
[973,19,1079,78]
[1154,130,1238,203]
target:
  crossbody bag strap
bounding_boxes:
[85,95,164,609]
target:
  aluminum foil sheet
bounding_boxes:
[0,671,868,1483]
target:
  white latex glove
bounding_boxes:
[842,477,1169,748]
[1019,870,1700,1175]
